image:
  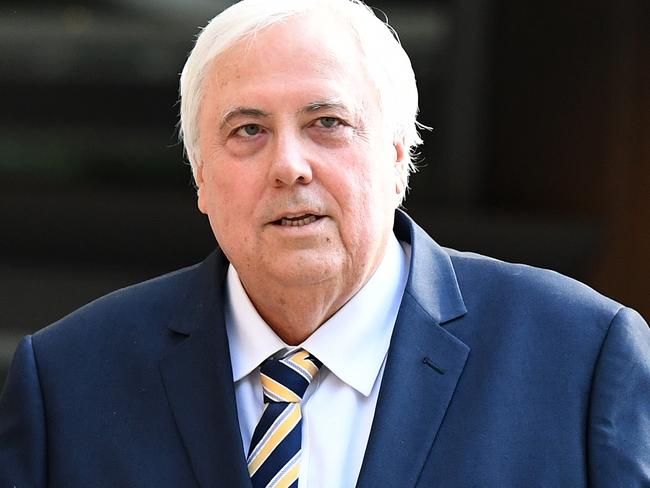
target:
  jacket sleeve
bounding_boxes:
[0,336,47,487]
[588,307,650,486]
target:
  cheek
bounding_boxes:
[325,149,388,212]
[209,171,267,238]
[345,157,399,239]
[331,164,384,241]
[199,173,237,236]
[203,163,248,209]
[207,203,253,269]
[212,216,238,251]
[349,159,396,208]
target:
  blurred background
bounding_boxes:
[1,0,648,385]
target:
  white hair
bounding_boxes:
[179,0,425,190]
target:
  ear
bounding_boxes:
[393,139,408,199]
[194,163,208,215]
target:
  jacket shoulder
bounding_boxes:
[31,259,213,361]
[445,247,623,329]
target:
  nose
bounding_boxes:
[268,132,313,187]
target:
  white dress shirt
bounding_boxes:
[225,234,410,487]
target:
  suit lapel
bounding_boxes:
[157,212,468,487]
[357,211,470,487]
[159,252,251,488]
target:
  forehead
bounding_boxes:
[202,13,376,112]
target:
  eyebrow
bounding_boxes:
[219,99,357,130]
[299,99,353,115]
[220,107,270,129]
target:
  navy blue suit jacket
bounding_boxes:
[1,211,649,487]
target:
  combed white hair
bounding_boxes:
[179,0,424,190]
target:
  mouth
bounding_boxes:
[272,213,323,227]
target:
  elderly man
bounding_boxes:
[1,0,649,486]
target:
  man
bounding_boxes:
[1,0,649,486]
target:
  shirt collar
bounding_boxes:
[225,234,409,397]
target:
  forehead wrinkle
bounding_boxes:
[220,107,270,129]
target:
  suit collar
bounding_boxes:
[159,249,251,488]
[394,209,467,323]
[357,210,470,487]
[164,250,229,336]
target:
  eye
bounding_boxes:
[317,117,341,129]
[236,124,262,137]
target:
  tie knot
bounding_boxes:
[260,349,322,403]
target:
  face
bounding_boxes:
[195,13,406,301]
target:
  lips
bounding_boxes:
[272,213,322,227]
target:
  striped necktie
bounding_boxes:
[247,349,322,488]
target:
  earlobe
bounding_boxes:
[195,165,208,215]
[197,187,207,214]
[393,140,408,197]
[194,162,204,186]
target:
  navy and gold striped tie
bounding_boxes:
[247,349,322,488]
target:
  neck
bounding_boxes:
[239,277,359,345]
[233,234,392,345]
